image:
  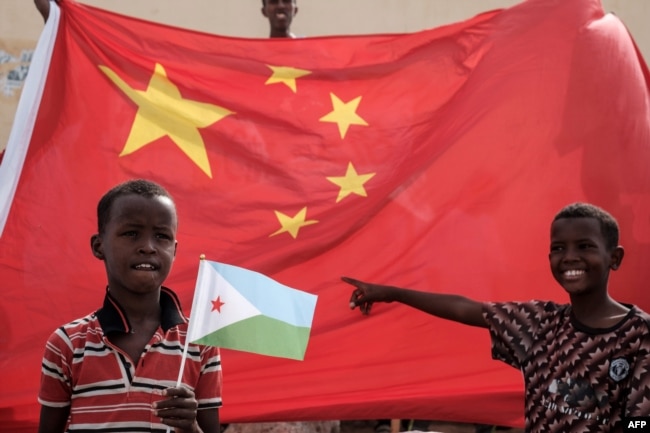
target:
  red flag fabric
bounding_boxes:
[1,0,649,430]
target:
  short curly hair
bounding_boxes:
[553,202,619,250]
[96,179,174,234]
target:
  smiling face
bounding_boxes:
[91,193,178,298]
[262,0,298,37]
[549,217,623,299]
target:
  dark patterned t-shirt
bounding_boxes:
[482,301,650,432]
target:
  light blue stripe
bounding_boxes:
[207,261,317,327]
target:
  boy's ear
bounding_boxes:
[90,234,104,260]
[610,245,624,270]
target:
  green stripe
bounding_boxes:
[192,315,311,360]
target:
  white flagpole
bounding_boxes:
[164,337,191,433]
[175,337,191,386]
[165,255,205,433]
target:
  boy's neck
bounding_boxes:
[570,295,630,328]
[270,30,295,38]
[108,288,162,323]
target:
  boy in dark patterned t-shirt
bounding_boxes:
[484,300,649,431]
[343,202,650,432]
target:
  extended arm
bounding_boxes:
[343,276,488,328]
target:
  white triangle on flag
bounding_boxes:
[188,260,261,341]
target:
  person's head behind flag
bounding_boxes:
[261,0,298,39]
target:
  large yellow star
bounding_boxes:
[270,207,318,239]
[326,162,376,203]
[265,65,312,93]
[99,63,234,178]
[319,93,368,139]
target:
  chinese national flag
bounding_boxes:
[1,0,649,430]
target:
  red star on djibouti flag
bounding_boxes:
[211,296,225,313]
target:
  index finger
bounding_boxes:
[163,385,195,398]
[341,276,361,286]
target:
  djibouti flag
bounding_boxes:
[186,259,318,360]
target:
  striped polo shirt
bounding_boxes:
[39,287,222,432]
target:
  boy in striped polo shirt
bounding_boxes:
[38,179,222,433]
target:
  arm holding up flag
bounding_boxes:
[34,0,59,22]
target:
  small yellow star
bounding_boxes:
[270,207,318,239]
[319,93,368,139]
[99,63,234,178]
[326,162,376,203]
[265,65,312,93]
